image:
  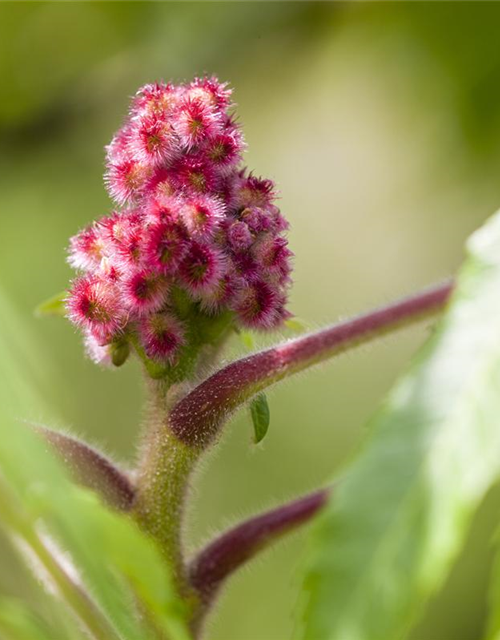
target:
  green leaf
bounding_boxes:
[0,285,189,640]
[238,318,306,353]
[34,291,67,318]
[0,598,86,640]
[284,317,308,333]
[0,418,190,640]
[239,330,255,350]
[0,287,61,421]
[111,339,130,367]
[484,524,500,640]
[250,393,270,444]
[298,210,500,640]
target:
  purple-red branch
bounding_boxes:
[34,425,135,510]
[189,488,330,607]
[170,280,453,448]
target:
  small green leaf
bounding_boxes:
[239,330,255,350]
[35,291,66,318]
[110,340,130,367]
[0,419,189,640]
[298,210,500,640]
[250,393,270,444]
[285,317,308,333]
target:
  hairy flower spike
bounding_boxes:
[105,159,148,205]
[139,313,186,363]
[227,220,253,252]
[132,82,179,119]
[130,115,176,166]
[235,280,282,329]
[83,331,113,366]
[189,76,233,110]
[179,241,225,294]
[206,130,244,172]
[68,224,105,271]
[174,98,223,149]
[144,219,188,275]
[67,76,293,369]
[66,276,124,343]
[179,194,225,239]
[123,270,169,315]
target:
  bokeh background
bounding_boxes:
[2,3,500,639]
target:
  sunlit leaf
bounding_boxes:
[298,210,500,640]
[0,417,189,640]
[485,527,500,640]
[34,291,66,318]
[239,330,255,350]
[0,288,59,419]
[0,597,86,640]
[250,393,270,444]
[284,317,308,333]
[0,285,189,639]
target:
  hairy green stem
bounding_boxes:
[133,378,199,603]
[132,314,235,598]
[132,280,453,629]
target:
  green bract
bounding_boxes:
[250,392,271,444]
[34,291,66,318]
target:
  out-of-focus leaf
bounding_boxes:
[0,288,58,419]
[110,339,130,367]
[239,330,255,350]
[284,317,308,333]
[298,210,500,640]
[0,416,189,640]
[0,598,86,640]
[485,527,500,640]
[35,291,66,318]
[250,393,270,444]
[238,318,307,354]
[0,287,188,638]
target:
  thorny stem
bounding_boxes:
[168,280,453,448]
[189,488,330,635]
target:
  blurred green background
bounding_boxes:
[2,2,500,639]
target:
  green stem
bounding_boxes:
[132,312,235,593]
[132,281,452,613]
[133,378,199,602]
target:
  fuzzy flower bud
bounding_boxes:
[66,76,293,374]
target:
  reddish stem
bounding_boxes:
[170,280,453,448]
[189,488,330,630]
[34,424,135,510]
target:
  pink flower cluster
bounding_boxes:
[66,77,292,367]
